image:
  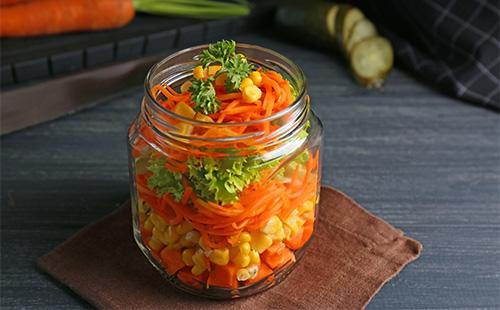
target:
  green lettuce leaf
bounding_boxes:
[146,157,184,202]
[187,156,263,205]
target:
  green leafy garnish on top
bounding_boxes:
[199,40,236,68]
[147,157,184,202]
[223,53,253,92]
[189,78,220,115]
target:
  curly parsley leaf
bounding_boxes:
[189,78,220,115]
[199,40,236,68]
[222,54,254,92]
[147,157,184,202]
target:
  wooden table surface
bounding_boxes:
[1,33,499,309]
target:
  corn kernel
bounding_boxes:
[236,269,251,281]
[163,226,180,244]
[192,249,208,269]
[261,216,283,235]
[191,265,206,276]
[249,250,260,265]
[249,71,262,86]
[195,113,214,123]
[176,221,193,235]
[179,235,194,248]
[299,200,315,214]
[209,247,230,266]
[207,65,221,76]
[232,253,250,267]
[198,237,210,251]
[215,73,227,87]
[180,81,192,93]
[174,102,196,119]
[242,85,262,103]
[182,249,195,266]
[239,77,254,91]
[284,213,306,238]
[144,217,154,232]
[250,231,273,253]
[193,65,206,79]
[148,237,164,251]
[138,199,149,214]
[247,265,259,279]
[239,232,251,243]
[152,227,166,244]
[185,231,201,244]
[150,214,167,231]
[239,242,251,255]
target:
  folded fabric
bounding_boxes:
[38,186,422,309]
[352,0,500,109]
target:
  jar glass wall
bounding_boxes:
[127,44,323,299]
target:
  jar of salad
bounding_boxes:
[127,40,323,299]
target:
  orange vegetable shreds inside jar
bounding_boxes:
[127,40,323,299]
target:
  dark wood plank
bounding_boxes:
[1,33,499,309]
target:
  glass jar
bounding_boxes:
[127,43,323,299]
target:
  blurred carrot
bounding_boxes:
[0,0,135,37]
[0,0,26,6]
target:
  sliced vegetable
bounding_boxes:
[337,5,365,48]
[160,248,186,274]
[350,36,394,88]
[345,18,377,54]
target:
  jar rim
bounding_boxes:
[143,43,308,128]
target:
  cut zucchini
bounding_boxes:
[350,36,393,88]
[345,18,377,54]
[340,7,365,48]
[325,5,339,38]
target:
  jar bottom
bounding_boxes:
[132,214,314,300]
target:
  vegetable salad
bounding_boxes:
[130,41,321,291]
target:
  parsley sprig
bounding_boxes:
[189,40,254,114]
[189,78,220,115]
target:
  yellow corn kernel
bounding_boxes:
[176,123,193,135]
[215,73,227,87]
[249,250,260,265]
[232,253,250,267]
[239,242,251,255]
[198,237,210,251]
[148,237,164,251]
[180,81,192,93]
[192,249,208,268]
[249,71,262,86]
[271,227,285,241]
[152,227,166,244]
[236,268,251,281]
[261,216,283,235]
[209,247,230,266]
[179,235,194,248]
[191,265,206,276]
[239,77,254,91]
[193,65,206,79]
[207,65,221,76]
[144,217,154,232]
[163,226,180,244]
[299,200,315,214]
[237,53,247,62]
[174,102,196,119]
[176,221,193,235]
[250,231,273,253]
[239,232,251,243]
[138,199,148,214]
[185,230,201,244]
[242,85,262,103]
[283,226,292,240]
[195,113,214,123]
[182,249,195,266]
[150,214,167,231]
[284,212,306,238]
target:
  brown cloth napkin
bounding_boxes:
[37,186,422,309]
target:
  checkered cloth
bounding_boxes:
[354,0,500,109]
